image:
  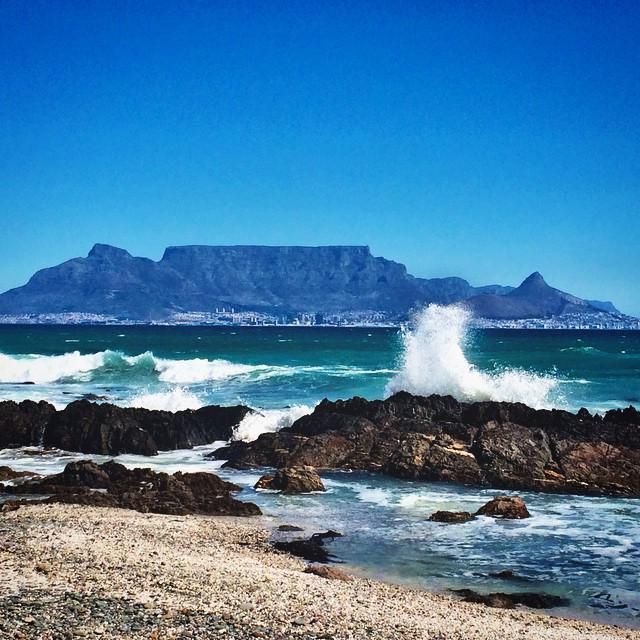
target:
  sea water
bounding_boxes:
[1,306,639,626]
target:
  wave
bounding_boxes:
[385,305,558,408]
[125,388,205,411]
[0,350,277,385]
[232,405,313,442]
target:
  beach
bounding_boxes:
[1,503,638,640]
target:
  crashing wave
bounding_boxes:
[386,304,558,408]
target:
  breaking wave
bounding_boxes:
[0,350,275,385]
[125,388,205,411]
[386,305,558,408]
[232,405,313,442]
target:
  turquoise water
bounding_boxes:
[0,324,638,412]
[1,322,639,627]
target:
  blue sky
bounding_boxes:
[1,1,639,314]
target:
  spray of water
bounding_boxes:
[385,304,557,408]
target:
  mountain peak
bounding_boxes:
[88,244,132,260]
[520,271,547,287]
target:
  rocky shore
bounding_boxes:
[1,503,637,640]
[215,392,640,497]
[2,392,640,497]
[0,398,251,455]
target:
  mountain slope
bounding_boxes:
[0,245,623,322]
[465,272,598,319]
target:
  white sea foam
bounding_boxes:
[386,305,558,408]
[0,350,275,385]
[232,405,313,442]
[125,387,205,411]
[0,351,107,383]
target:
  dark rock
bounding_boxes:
[452,588,570,609]
[273,530,342,563]
[254,475,274,490]
[304,565,353,581]
[0,466,39,482]
[476,496,530,519]
[4,460,261,517]
[0,399,251,456]
[218,392,640,498]
[255,466,325,493]
[429,510,474,523]
[0,400,56,449]
[277,524,304,532]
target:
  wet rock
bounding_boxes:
[476,496,530,519]
[4,460,261,517]
[217,392,640,497]
[255,466,325,493]
[304,564,353,581]
[273,530,342,563]
[254,475,274,490]
[277,524,304,532]
[452,588,570,609]
[0,466,39,482]
[428,510,474,523]
[0,400,252,456]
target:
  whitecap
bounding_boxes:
[232,405,313,442]
[385,305,558,408]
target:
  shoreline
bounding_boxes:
[2,503,639,640]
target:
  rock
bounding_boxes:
[218,392,640,498]
[452,588,570,609]
[0,466,38,482]
[277,524,304,532]
[428,511,474,523]
[254,475,274,490]
[273,530,341,563]
[304,564,353,581]
[476,496,530,519]
[3,460,261,517]
[0,399,251,456]
[257,467,325,493]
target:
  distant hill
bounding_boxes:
[0,244,626,322]
[465,272,603,319]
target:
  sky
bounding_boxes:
[1,1,639,315]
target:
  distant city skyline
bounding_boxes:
[1,2,639,315]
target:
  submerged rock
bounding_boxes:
[2,460,261,517]
[452,588,570,609]
[217,392,640,498]
[255,466,325,493]
[428,510,474,523]
[476,496,530,519]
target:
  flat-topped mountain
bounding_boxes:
[0,244,624,321]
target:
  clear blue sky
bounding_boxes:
[1,1,639,314]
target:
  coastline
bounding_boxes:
[2,503,638,640]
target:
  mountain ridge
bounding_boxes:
[0,244,627,322]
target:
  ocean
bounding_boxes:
[1,305,639,626]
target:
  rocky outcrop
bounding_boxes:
[476,496,530,519]
[273,530,343,563]
[429,511,474,523]
[0,466,38,482]
[0,400,251,456]
[452,589,570,610]
[215,392,640,497]
[254,467,325,493]
[2,460,261,517]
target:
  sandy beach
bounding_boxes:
[1,504,638,640]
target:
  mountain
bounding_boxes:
[465,272,601,319]
[0,245,625,322]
